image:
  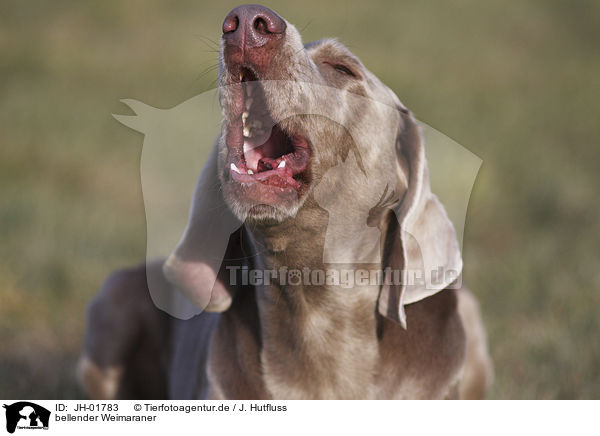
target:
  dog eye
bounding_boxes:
[332,64,355,77]
[323,61,357,78]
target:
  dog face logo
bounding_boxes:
[2,402,50,434]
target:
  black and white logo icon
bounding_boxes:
[3,402,50,434]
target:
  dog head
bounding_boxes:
[217,5,403,223]
[164,5,462,326]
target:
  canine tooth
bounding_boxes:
[247,169,254,174]
[277,160,286,169]
[230,163,241,173]
[245,97,253,111]
[243,126,250,137]
[242,111,249,122]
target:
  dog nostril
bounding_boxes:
[223,15,239,34]
[253,17,269,34]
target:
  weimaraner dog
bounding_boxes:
[78,4,492,400]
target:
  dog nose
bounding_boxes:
[223,5,286,38]
[222,5,286,74]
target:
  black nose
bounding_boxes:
[223,4,286,42]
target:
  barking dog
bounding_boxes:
[79,4,492,400]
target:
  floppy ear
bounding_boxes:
[378,109,462,328]
[163,143,243,314]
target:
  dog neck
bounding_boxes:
[242,200,382,398]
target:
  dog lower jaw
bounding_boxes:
[222,160,311,223]
[221,184,307,223]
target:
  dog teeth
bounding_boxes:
[242,111,252,137]
[245,97,253,111]
[247,169,254,174]
[277,160,286,169]
[230,163,241,174]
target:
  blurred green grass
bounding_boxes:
[1,0,599,399]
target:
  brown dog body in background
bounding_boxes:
[77,260,171,399]
[78,4,492,400]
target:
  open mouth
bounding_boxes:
[226,67,311,193]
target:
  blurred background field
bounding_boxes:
[1,0,599,399]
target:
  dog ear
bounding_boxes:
[163,144,243,315]
[378,109,462,328]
